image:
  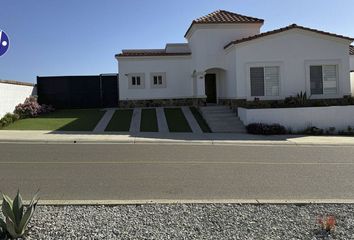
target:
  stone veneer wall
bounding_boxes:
[119,98,206,108]
[218,99,247,110]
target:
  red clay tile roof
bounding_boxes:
[225,24,354,49]
[116,52,191,57]
[350,45,354,55]
[185,10,264,37]
[194,10,264,24]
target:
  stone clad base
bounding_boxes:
[119,98,206,108]
[218,99,247,110]
[118,98,248,109]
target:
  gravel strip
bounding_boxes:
[8,204,354,239]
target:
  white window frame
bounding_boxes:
[309,65,338,96]
[128,73,145,89]
[150,72,167,88]
[305,60,341,98]
[246,63,282,100]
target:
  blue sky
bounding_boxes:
[0,0,353,83]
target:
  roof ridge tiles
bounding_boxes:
[224,24,354,49]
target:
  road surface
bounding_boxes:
[0,143,354,201]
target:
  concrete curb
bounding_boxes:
[1,139,354,147]
[1,131,354,146]
[30,199,354,206]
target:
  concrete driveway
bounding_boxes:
[0,143,354,202]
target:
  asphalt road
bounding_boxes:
[1,143,354,201]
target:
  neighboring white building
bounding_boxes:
[0,80,36,118]
[116,10,354,107]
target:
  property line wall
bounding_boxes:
[239,106,354,131]
[0,82,36,118]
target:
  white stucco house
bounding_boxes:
[116,10,354,107]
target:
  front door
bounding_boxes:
[205,74,217,103]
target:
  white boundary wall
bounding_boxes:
[239,106,354,131]
[0,82,36,118]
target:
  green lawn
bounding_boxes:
[2,109,105,131]
[140,108,158,132]
[105,109,133,132]
[190,107,212,133]
[164,108,192,132]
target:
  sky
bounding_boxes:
[0,0,353,83]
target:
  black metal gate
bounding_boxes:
[37,74,119,109]
[100,75,119,108]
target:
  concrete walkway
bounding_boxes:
[93,109,115,133]
[156,107,169,133]
[130,108,142,133]
[181,106,203,134]
[1,130,354,146]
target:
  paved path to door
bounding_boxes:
[93,107,203,133]
[129,108,142,133]
[181,106,203,134]
[1,143,354,201]
[93,109,115,133]
[156,107,169,133]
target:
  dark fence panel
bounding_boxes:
[101,75,119,108]
[37,75,118,109]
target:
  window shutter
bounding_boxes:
[250,67,265,96]
[310,66,323,95]
[323,65,337,95]
[264,67,280,96]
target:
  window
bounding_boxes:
[310,65,337,95]
[132,76,141,86]
[151,73,166,88]
[250,66,280,97]
[153,76,162,85]
[128,74,145,89]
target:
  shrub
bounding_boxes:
[0,113,20,128]
[246,123,287,135]
[240,100,272,109]
[338,126,354,136]
[0,116,12,128]
[9,113,20,122]
[0,228,6,240]
[0,190,39,239]
[301,126,324,135]
[14,97,42,118]
[284,92,308,106]
[40,104,55,114]
[317,215,336,233]
[295,91,308,105]
[14,97,54,118]
[241,95,354,109]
